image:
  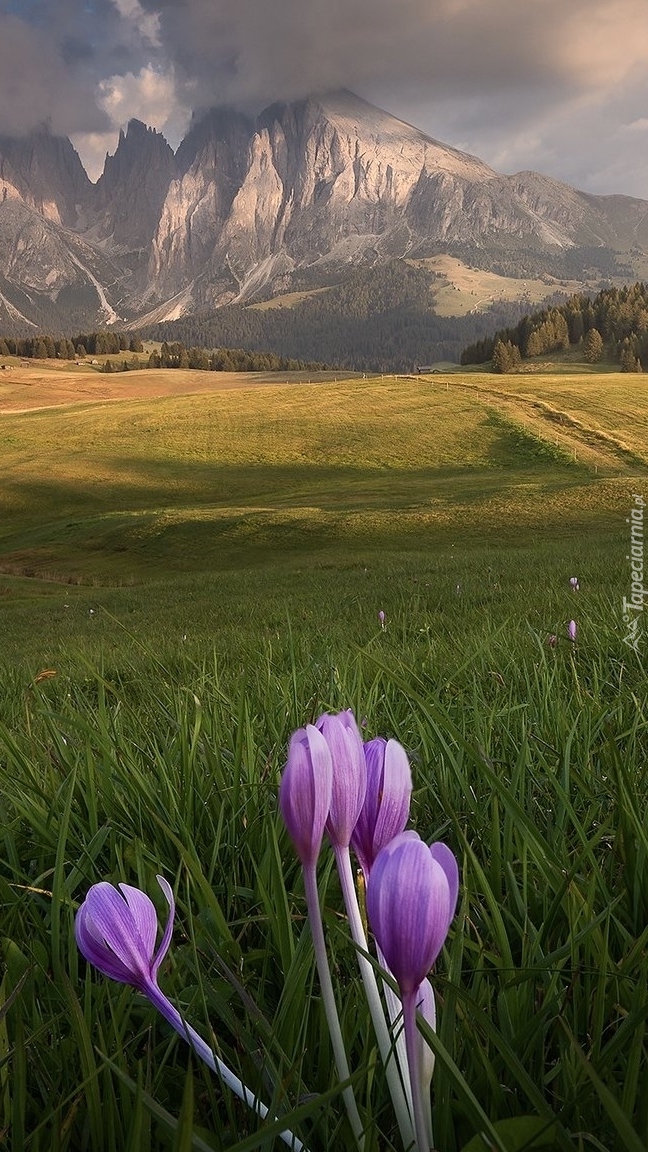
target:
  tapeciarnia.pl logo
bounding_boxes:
[622,494,645,652]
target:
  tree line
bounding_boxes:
[0,332,321,373]
[0,331,144,359]
[461,282,648,372]
[105,343,323,373]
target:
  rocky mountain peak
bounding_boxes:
[91,119,176,250]
[0,128,90,227]
[0,89,647,332]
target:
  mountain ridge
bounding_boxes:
[0,90,646,333]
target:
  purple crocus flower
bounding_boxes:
[280,718,365,1146]
[568,619,577,642]
[75,878,305,1151]
[367,833,458,1152]
[366,832,456,995]
[279,724,333,867]
[75,875,174,995]
[315,710,366,850]
[351,737,412,878]
[378,610,386,629]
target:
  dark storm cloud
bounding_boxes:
[0,12,111,135]
[137,0,604,109]
[0,0,161,137]
[0,0,647,194]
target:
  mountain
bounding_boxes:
[0,90,647,333]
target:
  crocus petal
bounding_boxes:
[279,724,333,867]
[351,738,412,876]
[119,883,158,958]
[351,736,386,875]
[83,883,152,988]
[75,900,139,986]
[151,875,175,978]
[317,711,366,849]
[372,740,412,857]
[367,835,452,995]
[429,842,459,928]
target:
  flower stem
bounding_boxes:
[147,986,306,1152]
[402,990,432,1152]
[376,942,415,1122]
[303,863,365,1151]
[335,846,415,1150]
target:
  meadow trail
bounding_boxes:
[439,374,648,475]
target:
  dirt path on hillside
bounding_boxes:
[443,378,648,475]
[0,367,349,414]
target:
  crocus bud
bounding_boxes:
[366,833,456,995]
[570,577,579,591]
[378,610,386,628]
[75,875,174,995]
[351,737,412,878]
[568,620,577,642]
[279,724,333,867]
[547,634,557,648]
[315,710,366,850]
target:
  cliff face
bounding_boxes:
[0,129,91,228]
[0,90,647,329]
[91,119,176,252]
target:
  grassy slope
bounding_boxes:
[0,368,644,665]
[0,366,646,1150]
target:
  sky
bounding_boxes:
[0,0,647,197]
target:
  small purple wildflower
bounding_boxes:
[568,620,577,642]
[378,610,386,629]
[76,879,305,1150]
[570,577,579,591]
[367,833,458,1152]
[366,832,456,995]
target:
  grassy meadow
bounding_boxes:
[0,365,646,1150]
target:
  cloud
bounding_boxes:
[72,65,190,180]
[140,0,648,110]
[97,65,182,130]
[0,13,111,136]
[1,0,648,195]
[110,0,161,48]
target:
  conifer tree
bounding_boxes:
[583,328,603,363]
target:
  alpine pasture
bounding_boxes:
[0,361,645,1151]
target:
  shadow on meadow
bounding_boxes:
[0,443,616,583]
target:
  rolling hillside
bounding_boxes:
[0,367,642,592]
